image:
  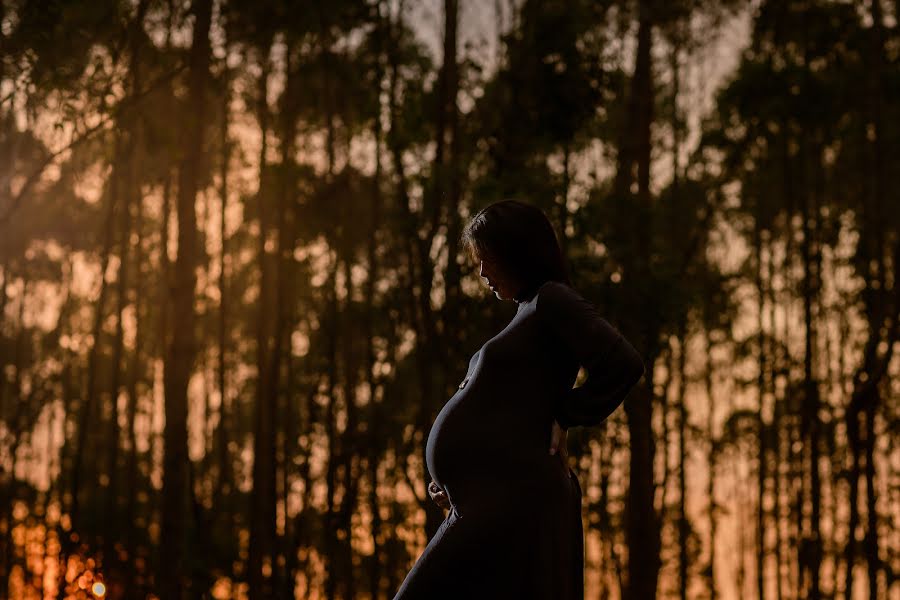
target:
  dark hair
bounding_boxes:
[460,200,572,299]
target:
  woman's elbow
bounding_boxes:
[621,341,646,388]
[631,358,646,386]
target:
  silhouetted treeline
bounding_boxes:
[0,0,898,598]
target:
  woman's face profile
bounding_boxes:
[477,251,519,300]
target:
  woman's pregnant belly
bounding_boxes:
[425,383,485,493]
[425,370,565,514]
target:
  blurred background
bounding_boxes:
[1,0,898,598]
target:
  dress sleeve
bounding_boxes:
[536,281,645,429]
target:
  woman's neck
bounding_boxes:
[513,280,542,304]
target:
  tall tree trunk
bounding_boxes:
[160,1,211,597]
[829,269,849,600]
[863,397,880,600]
[294,381,316,597]
[669,37,691,600]
[767,231,784,600]
[338,257,360,599]
[216,52,233,508]
[754,215,768,600]
[619,2,661,598]
[155,169,172,540]
[677,321,689,600]
[70,143,119,534]
[862,6,886,598]
[441,0,463,356]
[121,2,149,589]
[312,19,347,596]
[798,11,823,596]
[273,49,299,596]
[323,257,340,599]
[777,105,798,600]
[105,127,133,572]
[124,183,144,592]
[366,6,387,597]
[704,325,718,600]
[249,48,277,600]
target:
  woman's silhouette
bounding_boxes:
[393,200,645,599]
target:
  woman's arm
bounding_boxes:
[536,281,645,429]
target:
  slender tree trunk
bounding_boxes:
[273,50,299,596]
[798,10,823,593]
[669,38,691,600]
[214,132,236,593]
[296,382,316,596]
[367,6,387,597]
[279,322,297,600]
[105,128,133,571]
[677,321,689,600]
[124,183,144,592]
[658,344,672,518]
[249,48,277,600]
[338,257,360,599]
[863,398,880,600]
[441,0,464,357]
[216,55,233,505]
[275,45,307,599]
[155,169,172,547]
[120,3,149,589]
[70,145,119,533]
[318,27,345,593]
[777,109,797,600]
[324,257,340,599]
[768,233,784,600]
[620,2,661,598]
[830,293,849,599]
[754,209,768,600]
[704,326,717,600]
[160,1,211,597]
[863,5,886,599]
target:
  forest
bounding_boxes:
[1,0,898,598]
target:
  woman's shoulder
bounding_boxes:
[536,279,573,296]
[534,280,588,315]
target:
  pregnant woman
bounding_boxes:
[392,200,645,599]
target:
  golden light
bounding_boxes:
[92,582,107,597]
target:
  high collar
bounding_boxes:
[513,280,543,304]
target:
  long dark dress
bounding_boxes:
[392,279,646,599]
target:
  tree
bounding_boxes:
[160,0,212,596]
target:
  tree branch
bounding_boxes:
[0,64,186,227]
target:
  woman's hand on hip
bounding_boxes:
[428,480,451,510]
[549,419,569,465]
